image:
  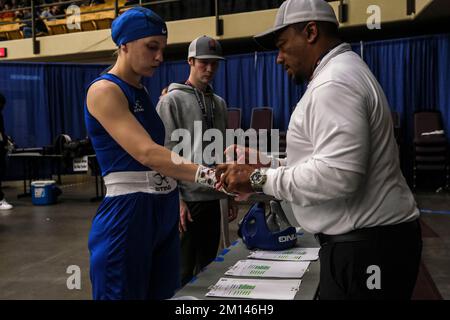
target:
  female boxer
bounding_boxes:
[85,7,219,300]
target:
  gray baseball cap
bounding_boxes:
[254,0,339,49]
[188,35,225,60]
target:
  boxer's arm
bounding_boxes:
[87,80,198,182]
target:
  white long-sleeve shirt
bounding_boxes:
[263,43,419,235]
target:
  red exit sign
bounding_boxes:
[0,48,7,58]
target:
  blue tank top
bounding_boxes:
[84,73,166,176]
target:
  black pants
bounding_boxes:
[318,219,422,300]
[180,199,221,286]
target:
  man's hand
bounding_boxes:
[228,197,238,222]
[179,199,193,233]
[215,163,255,194]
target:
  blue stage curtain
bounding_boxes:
[0,62,104,148]
[145,60,190,105]
[361,34,450,182]
[363,36,437,143]
[0,63,51,148]
[0,34,449,187]
[436,34,450,141]
[254,51,306,131]
[214,53,259,129]
[44,63,105,142]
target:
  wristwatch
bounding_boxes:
[249,168,268,192]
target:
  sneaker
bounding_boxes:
[0,199,13,210]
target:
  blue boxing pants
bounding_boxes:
[88,190,180,300]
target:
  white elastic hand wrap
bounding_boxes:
[195,165,217,189]
[195,165,237,196]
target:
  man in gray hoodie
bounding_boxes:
[156,36,238,286]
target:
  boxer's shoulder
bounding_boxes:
[87,80,127,115]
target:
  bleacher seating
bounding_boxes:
[0,20,22,40]
[0,0,126,40]
[0,0,287,41]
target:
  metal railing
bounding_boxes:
[0,0,345,54]
[0,0,181,53]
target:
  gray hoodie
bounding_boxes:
[156,82,229,201]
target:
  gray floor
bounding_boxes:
[0,175,449,300]
[415,192,450,299]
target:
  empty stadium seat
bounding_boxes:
[250,107,273,131]
[227,108,241,130]
[413,111,449,191]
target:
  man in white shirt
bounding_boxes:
[216,0,422,300]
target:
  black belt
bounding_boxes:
[314,219,420,246]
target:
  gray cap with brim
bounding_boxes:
[188,35,225,60]
[253,0,339,49]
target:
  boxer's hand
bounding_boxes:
[194,165,238,196]
[215,163,255,194]
[179,199,193,233]
[195,165,218,189]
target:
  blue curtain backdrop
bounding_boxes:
[361,34,450,181]
[0,33,449,182]
[0,64,51,147]
[0,62,105,148]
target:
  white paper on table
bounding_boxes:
[247,247,320,261]
[206,277,302,300]
[225,259,310,278]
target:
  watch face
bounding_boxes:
[251,171,262,184]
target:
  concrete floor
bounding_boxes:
[414,192,450,299]
[0,175,449,300]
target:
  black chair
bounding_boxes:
[250,107,273,152]
[227,108,242,130]
[279,131,287,154]
[250,107,273,131]
[413,111,449,191]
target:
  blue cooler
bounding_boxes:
[31,180,58,205]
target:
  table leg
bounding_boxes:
[17,158,31,198]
